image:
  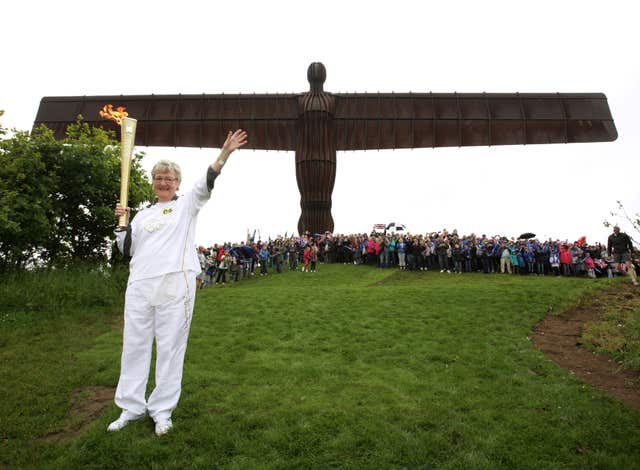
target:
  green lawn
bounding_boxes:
[1,265,639,469]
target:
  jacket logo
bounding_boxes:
[144,220,165,232]
[162,208,173,215]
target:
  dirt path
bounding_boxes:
[39,386,115,444]
[530,283,640,410]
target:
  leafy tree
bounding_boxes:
[0,115,152,271]
[0,120,54,269]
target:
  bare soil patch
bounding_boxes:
[531,283,640,410]
[39,386,114,444]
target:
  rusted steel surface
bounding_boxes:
[34,94,299,151]
[295,63,336,234]
[333,92,616,149]
[33,62,618,235]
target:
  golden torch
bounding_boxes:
[100,105,137,227]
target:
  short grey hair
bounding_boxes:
[151,160,182,183]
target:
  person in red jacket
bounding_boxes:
[584,253,596,279]
[366,237,378,266]
[302,245,311,272]
[559,244,572,276]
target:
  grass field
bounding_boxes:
[1,265,639,469]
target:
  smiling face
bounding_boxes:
[153,170,179,202]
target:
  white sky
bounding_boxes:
[2,0,639,245]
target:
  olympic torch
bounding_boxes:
[100,105,137,227]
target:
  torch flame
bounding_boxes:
[99,104,129,125]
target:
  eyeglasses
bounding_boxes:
[153,176,177,183]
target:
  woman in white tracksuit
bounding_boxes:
[109,129,247,436]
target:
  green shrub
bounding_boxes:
[0,263,128,316]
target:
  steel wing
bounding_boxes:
[33,94,300,150]
[333,92,617,150]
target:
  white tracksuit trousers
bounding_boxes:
[114,271,196,421]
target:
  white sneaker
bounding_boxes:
[107,410,146,432]
[155,418,173,436]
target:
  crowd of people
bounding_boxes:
[196,227,639,288]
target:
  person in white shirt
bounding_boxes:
[109,129,247,436]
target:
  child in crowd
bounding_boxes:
[310,243,318,272]
[215,250,230,285]
[229,254,241,283]
[259,244,269,276]
[584,253,596,278]
[549,248,560,276]
[302,245,311,272]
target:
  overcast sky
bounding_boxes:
[2,0,639,245]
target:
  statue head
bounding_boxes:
[307,62,326,92]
